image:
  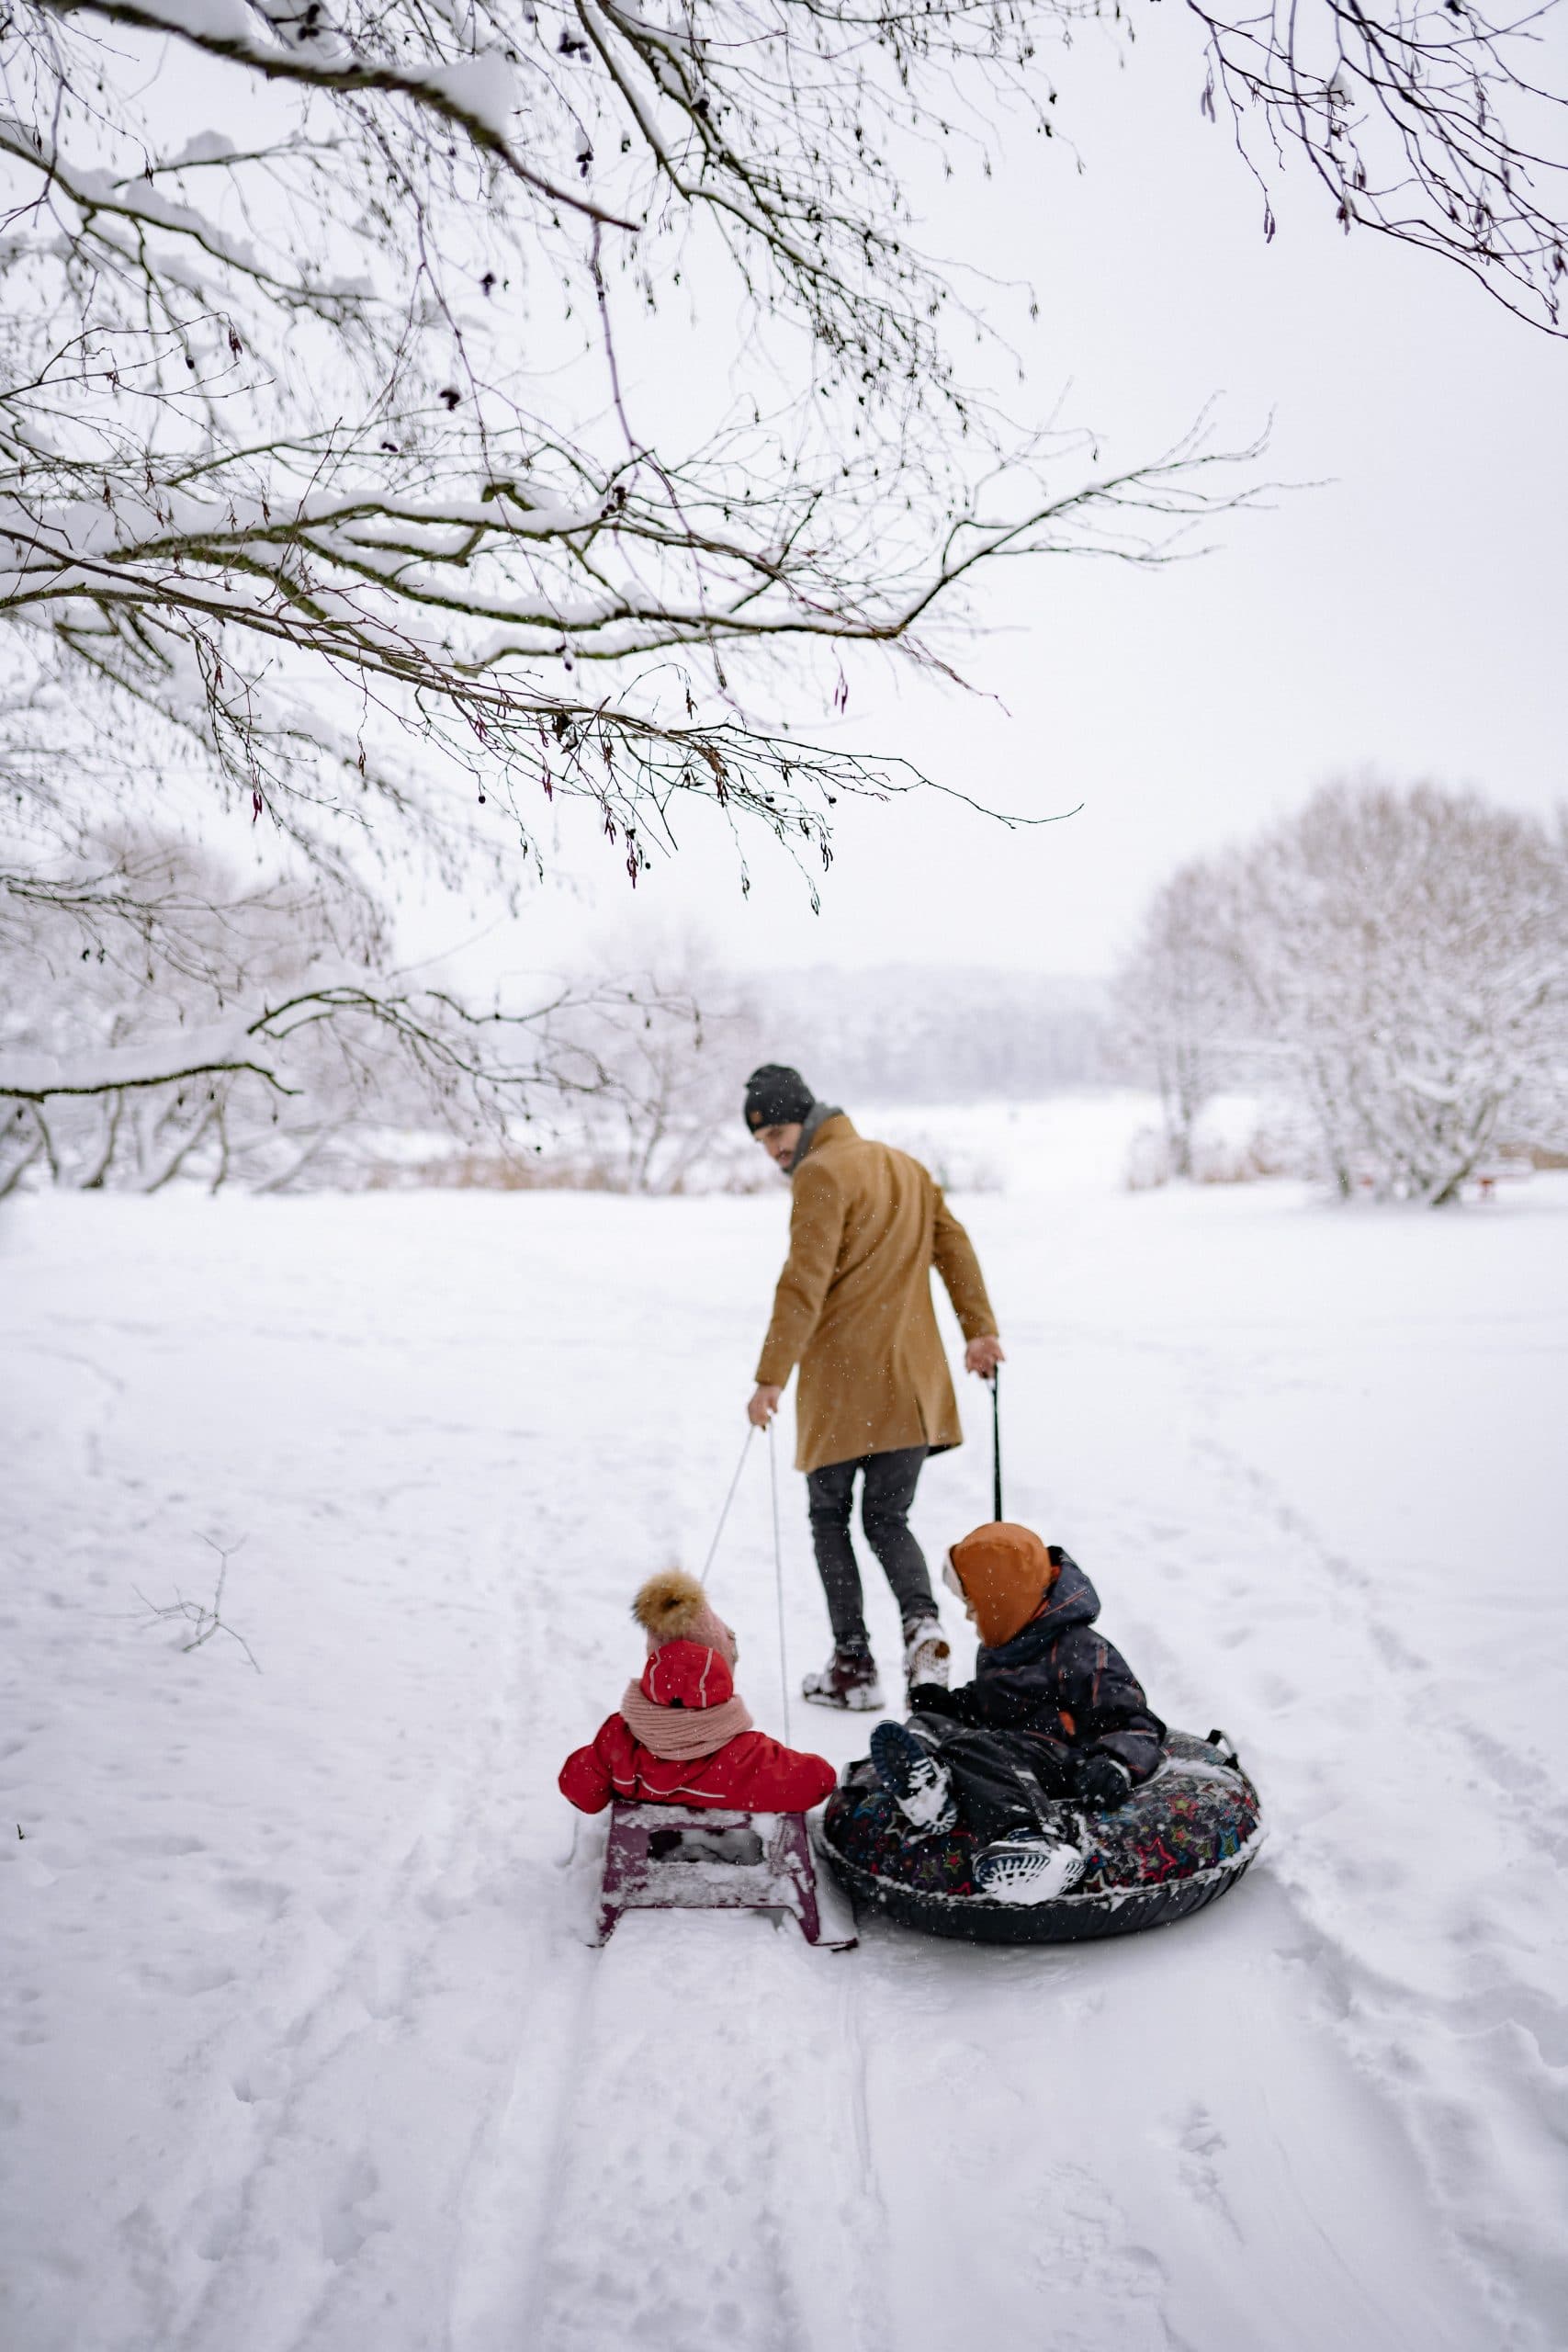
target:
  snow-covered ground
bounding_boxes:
[4,1097,1566,2352]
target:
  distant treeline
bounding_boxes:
[759,967,1111,1104]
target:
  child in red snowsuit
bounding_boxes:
[558,1568,838,1815]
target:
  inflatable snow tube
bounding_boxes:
[819,1728,1264,1946]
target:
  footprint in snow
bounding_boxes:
[231,2055,292,2104]
[1163,2103,1242,2236]
[138,1960,236,1996]
[195,2205,242,2263]
[321,2154,388,2264]
[214,1874,289,1924]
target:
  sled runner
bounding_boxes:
[819,1729,1264,1946]
[594,1801,857,1950]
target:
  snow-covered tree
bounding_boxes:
[551,937,763,1192]
[1117,780,1568,1203]
[1235,782,1568,1203]
[1111,856,1249,1177]
[0,825,669,1190]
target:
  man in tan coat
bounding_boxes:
[744,1064,1004,1711]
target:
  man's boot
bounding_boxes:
[903,1616,951,1698]
[802,1645,884,1712]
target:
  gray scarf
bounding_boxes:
[789,1101,843,1174]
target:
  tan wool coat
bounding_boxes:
[754,1114,998,1475]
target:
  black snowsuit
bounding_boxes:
[910,1550,1165,1845]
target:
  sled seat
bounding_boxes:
[595,1802,855,1950]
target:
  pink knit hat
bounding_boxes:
[631,1568,738,1666]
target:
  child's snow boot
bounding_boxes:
[870,1720,958,1833]
[974,1824,1085,1905]
[802,1645,884,1712]
[902,1616,951,1698]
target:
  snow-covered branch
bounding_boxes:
[30,0,639,229]
[6,0,1562,920]
[1188,0,1568,334]
[0,824,714,1191]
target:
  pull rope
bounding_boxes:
[767,1418,792,1745]
[699,1422,757,1584]
[991,1364,1003,1521]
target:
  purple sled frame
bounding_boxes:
[595,1802,856,1951]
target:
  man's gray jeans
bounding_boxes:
[805,1445,936,1651]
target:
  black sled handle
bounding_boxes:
[990,1363,1003,1522]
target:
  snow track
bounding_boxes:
[4,1129,1565,2351]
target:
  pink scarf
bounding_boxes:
[619,1679,755,1760]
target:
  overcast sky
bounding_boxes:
[434,8,1568,987]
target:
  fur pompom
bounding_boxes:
[631,1567,708,1643]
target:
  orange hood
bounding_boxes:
[947,1522,1060,1650]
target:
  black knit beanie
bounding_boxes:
[743,1063,815,1132]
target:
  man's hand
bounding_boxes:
[964,1335,1006,1379]
[748,1384,784,1428]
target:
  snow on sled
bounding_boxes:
[820,1729,1264,1946]
[594,1802,857,1950]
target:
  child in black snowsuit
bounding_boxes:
[869,1521,1164,1904]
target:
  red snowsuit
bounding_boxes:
[559,1640,837,1815]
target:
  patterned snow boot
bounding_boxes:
[902,1616,951,1698]
[870,1720,958,1834]
[974,1824,1086,1905]
[802,1645,885,1712]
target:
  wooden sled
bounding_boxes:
[594,1802,856,1951]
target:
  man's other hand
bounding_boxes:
[749,1384,784,1428]
[964,1336,1006,1379]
